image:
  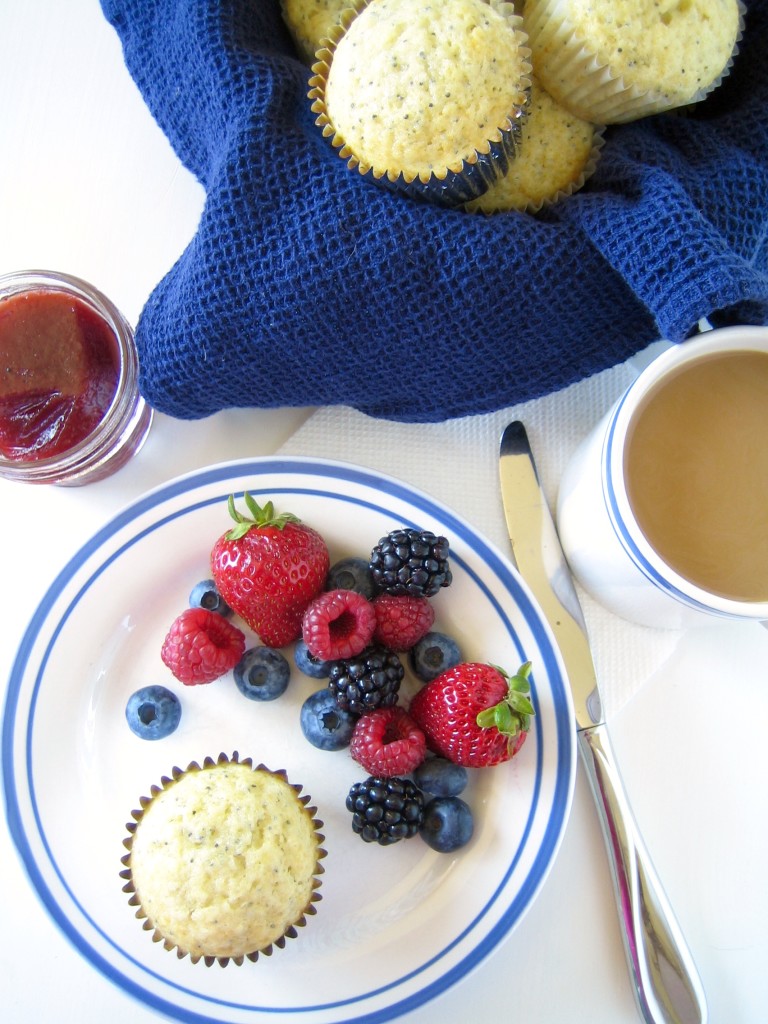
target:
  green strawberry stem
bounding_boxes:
[225,492,301,540]
[475,661,535,737]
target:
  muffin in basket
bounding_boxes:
[522,0,745,124]
[309,0,533,206]
[121,753,325,965]
[281,0,350,65]
[465,76,604,214]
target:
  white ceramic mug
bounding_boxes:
[556,326,768,629]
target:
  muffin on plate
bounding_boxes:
[281,0,350,65]
[465,76,604,214]
[309,0,533,206]
[121,753,325,965]
[521,0,745,123]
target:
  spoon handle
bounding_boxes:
[578,723,707,1024]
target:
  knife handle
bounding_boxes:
[578,723,707,1024]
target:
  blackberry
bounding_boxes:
[369,528,452,597]
[328,645,404,715]
[346,776,425,844]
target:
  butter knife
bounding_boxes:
[499,420,707,1024]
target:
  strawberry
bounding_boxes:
[408,661,534,768]
[371,593,435,651]
[210,494,330,648]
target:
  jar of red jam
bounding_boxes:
[0,270,153,485]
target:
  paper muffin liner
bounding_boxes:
[308,0,533,207]
[522,0,746,124]
[120,751,326,967]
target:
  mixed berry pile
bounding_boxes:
[125,494,534,854]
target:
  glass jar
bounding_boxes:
[0,269,153,485]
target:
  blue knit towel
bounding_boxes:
[101,0,768,422]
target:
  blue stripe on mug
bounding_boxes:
[601,394,734,620]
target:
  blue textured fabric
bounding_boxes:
[101,0,768,422]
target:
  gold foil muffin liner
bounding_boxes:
[120,751,326,967]
[522,0,746,124]
[308,0,533,207]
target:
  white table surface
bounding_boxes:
[1,3,767,1023]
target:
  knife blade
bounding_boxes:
[499,420,707,1024]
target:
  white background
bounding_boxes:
[1,2,767,1023]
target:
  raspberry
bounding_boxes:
[372,593,435,651]
[301,589,376,661]
[160,607,246,685]
[350,707,427,777]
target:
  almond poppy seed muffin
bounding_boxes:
[281,0,350,65]
[121,754,325,964]
[522,0,744,123]
[309,0,532,205]
[465,77,604,213]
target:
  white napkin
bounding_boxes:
[277,342,681,720]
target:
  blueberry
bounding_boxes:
[294,639,333,679]
[419,796,474,853]
[234,646,290,701]
[413,757,468,797]
[409,631,461,682]
[125,685,181,740]
[300,688,357,750]
[326,557,377,600]
[189,578,233,617]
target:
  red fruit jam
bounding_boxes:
[0,289,120,461]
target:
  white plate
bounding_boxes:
[3,457,575,1023]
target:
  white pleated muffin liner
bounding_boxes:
[522,0,746,124]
